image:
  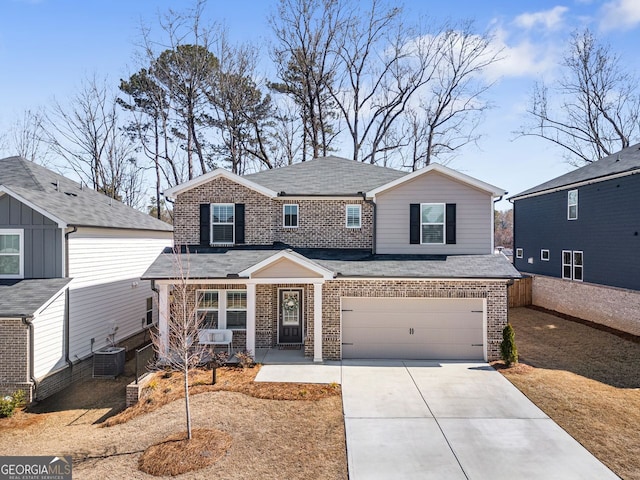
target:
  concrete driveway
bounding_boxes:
[341,360,618,480]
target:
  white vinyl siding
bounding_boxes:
[346,205,361,228]
[67,228,171,359]
[376,172,493,254]
[32,291,67,379]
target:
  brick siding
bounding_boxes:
[173,176,373,249]
[531,274,640,336]
[0,318,31,400]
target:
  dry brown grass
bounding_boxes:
[499,307,640,480]
[104,365,340,427]
[138,428,232,476]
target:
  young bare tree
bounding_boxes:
[150,247,209,440]
[518,28,640,165]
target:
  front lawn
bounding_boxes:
[498,307,640,480]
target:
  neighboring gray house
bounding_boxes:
[145,157,519,363]
[0,156,172,400]
[510,144,640,336]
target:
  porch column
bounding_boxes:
[246,283,256,356]
[158,283,169,357]
[313,282,323,362]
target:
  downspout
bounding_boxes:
[64,227,77,367]
[21,316,37,399]
[492,195,504,253]
[361,193,376,255]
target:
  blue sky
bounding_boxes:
[1,0,640,209]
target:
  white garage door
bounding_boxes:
[341,297,484,360]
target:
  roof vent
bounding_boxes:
[64,192,77,197]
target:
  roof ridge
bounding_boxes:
[14,157,46,191]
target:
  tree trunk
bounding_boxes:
[184,367,192,440]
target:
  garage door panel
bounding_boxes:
[341,297,484,360]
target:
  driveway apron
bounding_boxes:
[341,360,618,480]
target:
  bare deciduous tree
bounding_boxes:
[7,109,52,165]
[150,247,209,440]
[518,28,640,165]
[44,75,144,206]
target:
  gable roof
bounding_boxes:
[243,156,406,196]
[510,143,640,200]
[366,163,506,197]
[164,168,277,200]
[0,156,172,231]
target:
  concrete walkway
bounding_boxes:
[257,360,618,480]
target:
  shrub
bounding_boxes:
[0,390,26,418]
[501,323,518,366]
[234,350,255,369]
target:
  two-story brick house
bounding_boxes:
[144,157,520,362]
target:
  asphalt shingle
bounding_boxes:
[0,156,172,231]
[511,143,640,198]
[0,278,71,317]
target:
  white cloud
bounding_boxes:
[514,6,569,30]
[600,0,640,31]
[483,26,561,81]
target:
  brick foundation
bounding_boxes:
[531,274,640,336]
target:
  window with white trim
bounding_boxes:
[421,204,445,244]
[541,249,550,261]
[573,251,583,281]
[211,204,234,245]
[346,204,361,228]
[196,289,247,330]
[283,204,298,227]
[226,291,247,330]
[562,250,583,281]
[145,297,154,327]
[0,230,23,279]
[197,290,219,329]
[568,190,578,220]
[516,248,523,259]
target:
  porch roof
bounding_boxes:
[143,247,521,280]
[0,278,71,317]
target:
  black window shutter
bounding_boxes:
[199,204,210,246]
[235,203,245,244]
[446,203,456,244]
[409,204,420,244]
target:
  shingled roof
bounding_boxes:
[243,156,407,195]
[0,278,71,317]
[0,156,172,231]
[510,143,640,199]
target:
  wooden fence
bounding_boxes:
[508,275,532,308]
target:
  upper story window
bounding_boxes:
[346,204,361,228]
[211,204,234,244]
[0,229,24,279]
[283,204,298,228]
[516,248,523,259]
[421,204,445,244]
[567,190,578,220]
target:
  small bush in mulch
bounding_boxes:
[138,428,232,476]
[500,323,518,366]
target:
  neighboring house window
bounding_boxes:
[211,204,234,244]
[197,290,219,329]
[541,249,550,261]
[516,248,523,259]
[346,204,361,228]
[568,190,578,220]
[573,251,583,281]
[226,291,247,330]
[562,250,583,281]
[283,204,298,228]
[145,297,154,327]
[421,204,445,244]
[0,229,23,279]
